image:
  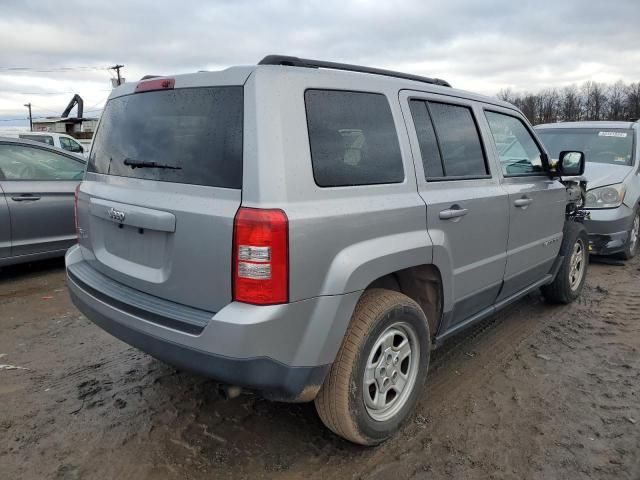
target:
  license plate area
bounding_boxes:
[101,220,169,269]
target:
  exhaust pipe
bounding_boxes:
[219,385,243,400]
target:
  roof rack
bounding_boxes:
[258,55,451,88]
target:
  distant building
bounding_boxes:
[32,117,98,140]
[32,94,99,140]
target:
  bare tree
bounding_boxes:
[538,88,560,124]
[626,82,640,120]
[582,81,608,120]
[518,93,538,124]
[608,81,626,120]
[495,80,638,124]
[496,88,516,103]
[560,85,581,121]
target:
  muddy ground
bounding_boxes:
[0,256,639,480]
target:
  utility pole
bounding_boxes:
[109,64,124,86]
[24,103,32,131]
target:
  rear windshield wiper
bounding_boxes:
[123,158,182,170]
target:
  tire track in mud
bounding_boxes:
[296,295,579,480]
[301,266,624,479]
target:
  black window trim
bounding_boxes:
[304,87,406,189]
[0,141,86,182]
[483,107,551,178]
[408,96,492,182]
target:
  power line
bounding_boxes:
[0,66,110,73]
[86,98,109,111]
[9,89,111,96]
[0,108,104,122]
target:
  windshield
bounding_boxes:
[537,128,634,166]
[88,86,243,188]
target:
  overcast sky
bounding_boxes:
[1,0,639,126]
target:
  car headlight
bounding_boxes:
[585,184,626,209]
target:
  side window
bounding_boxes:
[60,137,83,153]
[427,102,488,177]
[0,145,85,181]
[69,138,83,153]
[305,90,404,187]
[485,111,544,176]
[59,137,72,150]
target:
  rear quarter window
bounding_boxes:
[305,90,404,187]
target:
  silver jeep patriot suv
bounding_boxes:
[66,55,589,445]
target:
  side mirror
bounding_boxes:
[557,151,585,176]
[79,145,84,153]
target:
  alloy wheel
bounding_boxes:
[363,322,420,422]
[569,239,586,291]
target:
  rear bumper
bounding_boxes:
[584,206,634,255]
[65,245,361,402]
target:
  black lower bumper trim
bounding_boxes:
[68,283,329,402]
[588,231,628,256]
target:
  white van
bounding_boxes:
[18,132,87,157]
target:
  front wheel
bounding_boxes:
[541,221,589,304]
[314,289,431,445]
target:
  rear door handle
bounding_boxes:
[11,195,41,202]
[514,197,533,208]
[439,207,469,220]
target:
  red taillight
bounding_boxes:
[74,184,81,239]
[233,207,289,305]
[135,78,175,93]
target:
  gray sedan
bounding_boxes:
[536,121,640,259]
[0,137,85,266]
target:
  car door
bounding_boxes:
[0,142,84,257]
[483,108,565,300]
[0,182,9,260]
[401,91,510,329]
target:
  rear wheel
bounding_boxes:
[541,221,588,304]
[314,289,430,445]
[618,209,639,260]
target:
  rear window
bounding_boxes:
[536,128,634,166]
[88,86,243,188]
[305,90,404,187]
[20,134,54,146]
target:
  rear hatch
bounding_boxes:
[77,78,245,313]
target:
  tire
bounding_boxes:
[541,221,589,304]
[618,208,640,260]
[314,288,430,446]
